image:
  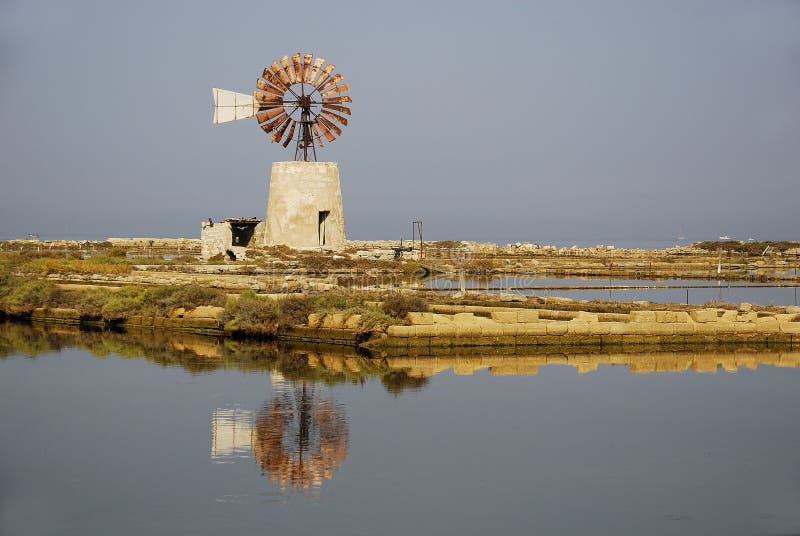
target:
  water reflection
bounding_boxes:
[210,383,349,492]
[252,380,348,492]
[2,322,800,382]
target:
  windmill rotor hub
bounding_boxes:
[212,52,352,162]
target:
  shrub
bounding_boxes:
[381,294,429,320]
[278,295,314,326]
[356,307,396,333]
[100,286,150,320]
[147,284,226,315]
[1,280,64,314]
[313,292,364,312]
[106,247,128,258]
[224,291,281,335]
[207,253,225,262]
[72,287,113,317]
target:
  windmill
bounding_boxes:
[212,53,352,162]
[208,53,351,251]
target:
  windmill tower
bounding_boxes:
[212,53,351,250]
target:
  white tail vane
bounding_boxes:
[212,88,256,124]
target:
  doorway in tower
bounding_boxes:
[318,211,330,246]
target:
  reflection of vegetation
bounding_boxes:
[0,322,426,393]
[381,370,430,396]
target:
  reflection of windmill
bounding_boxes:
[251,382,349,492]
[213,53,351,162]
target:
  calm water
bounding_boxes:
[1,323,799,535]
[425,276,800,306]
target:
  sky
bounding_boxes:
[0,0,798,246]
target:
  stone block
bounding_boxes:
[185,318,219,330]
[516,310,540,323]
[575,312,599,322]
[406,312,435,325]
[589,322,612,335]
[184,306,225,320]
[690,309,720,323]
[675,311,692,323]
[436,323,459,337]
[655,311,677,323]
[546,322,568,335]
[413,325,437,337]
[455,324,482,338]
[567,321,591,335]
[755,316,779,332]
[387,325,413,338]
[780,323,800,335]
[453,313,476,323]
[673,323,695,335]
[170,307,186,318]
[713,321,738,334]
[499,323,518,336]
[720,310,738,321]
[733,322,757,334]
[776,313,800,323]
[738,302,753,312]
[490,311,518,324]
[518,323,548,335]
[344,315,362,330]
[307,313,324,328]
[432,314,454,324]
[323,313,346,329]
[629,311,656,322]
[736,312,757,323]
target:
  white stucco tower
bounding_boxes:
[265,161,346,249]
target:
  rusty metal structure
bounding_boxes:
[212,53,352,161]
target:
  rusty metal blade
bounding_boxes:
[272,116,291,142]
[255,107,284,123]
[313,64,336,88]
[256,79,285,96]
[302,54,313,82]
[281,55,296,85]
[316,120,336,142]
[318,115,342,136]
[308,57,325,85]
[321,84,350,96]
[263,68,287,90]
[282,121,297,148]
[318,73,344,92]
[322,95,352,104]
[311,123,324,146]
[253,91,283,104]
[290,53,301,84]
[261,112,287,132]
[270,61,290,86]
[321,109,348,126]
[321,103,351,115]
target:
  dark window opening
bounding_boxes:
[230,222,258,247]
[318,211,330,246]
[225,250,236,261]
